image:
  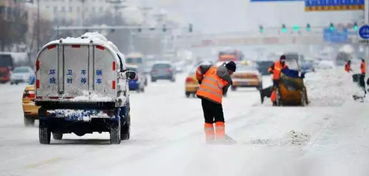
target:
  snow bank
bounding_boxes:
[304,67,364,106]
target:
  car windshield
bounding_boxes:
[13,67,30,73]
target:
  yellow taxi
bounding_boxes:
[231,61,262,90]
[22,85,40,126]
[185,71,199,97]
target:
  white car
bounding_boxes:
[315,60,335,70]
[10,66,34,85]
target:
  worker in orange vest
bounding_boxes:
[360,59,367,94]
[344,60,352,73]
[267,55,288,105]
[196,61,235,142]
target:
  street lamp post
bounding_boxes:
[37,0,40,51]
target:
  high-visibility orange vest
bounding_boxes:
[361,61,366,74]
[344,63,351,72]
[196,66,229,104]
[270,61,287,80]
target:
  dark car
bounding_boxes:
[150,62,176,82]
[127,65,145,92]
[256,61,274,75]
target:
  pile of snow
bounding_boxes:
[304,67,364,106]
[72,90,114,102]
[50,109,110,121]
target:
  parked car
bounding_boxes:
[150,62,176,82]
[185,70,199,97]
[231,62,262,90]
[127,65,145,92]
[22,85,40,126]
[301,59,315,73]
[10,66,34,85]
[256,61,274,75]
[34,33,135,144]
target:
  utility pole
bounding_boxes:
[365,0,369,61]
[37,0,40,51]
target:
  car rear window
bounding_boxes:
[153,64,170,69]
[14,67,30,73]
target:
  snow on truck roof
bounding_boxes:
[42,32,120,53]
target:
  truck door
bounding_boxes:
[62,45,89,98]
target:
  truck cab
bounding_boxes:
[35,33,135,144]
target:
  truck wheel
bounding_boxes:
[121,114,130,140]
[24,115,35,126]
[39,120,51,144]
[110,118,121,144]
[52,132,63,140]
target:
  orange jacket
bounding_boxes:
[361,61,366,74]
[196,66,229,104]
[268,61,287,80]
[344,63,351,72]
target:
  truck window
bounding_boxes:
[0,54,14,69]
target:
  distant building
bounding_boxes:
[38,0,116,25]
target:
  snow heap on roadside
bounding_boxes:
[304,67,364,106]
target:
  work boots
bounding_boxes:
[215,122,225,140]
[204,123,215,142]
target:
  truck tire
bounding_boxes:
[39,120,51,144]
[52,132,63,140]
[121,114,130,140]
[110,118,121,144]
[24,115,35,126]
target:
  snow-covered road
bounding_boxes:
[0,69,368,176]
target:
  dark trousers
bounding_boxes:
[360,74,366,94]
[201,98,224,124]
[273,80,280,89]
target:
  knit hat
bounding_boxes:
[280,55,286,61]
[225,61,236,72]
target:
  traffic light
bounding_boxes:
[292,25,300,32]
[259,25,264,33]
[306,23,311,32]
[281,24,287,33]
[329,23,335,31]
[353,22,358,31]
[189,23,193,33]
[162,24,167,32]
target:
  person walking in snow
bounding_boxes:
[196,61,236,142]
[359,59,366,94]
[344,60,352,73]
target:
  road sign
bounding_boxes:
[305,0,364,11]
[251,0,302,2]
[359,25,369,40]
[323,28,348,43]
